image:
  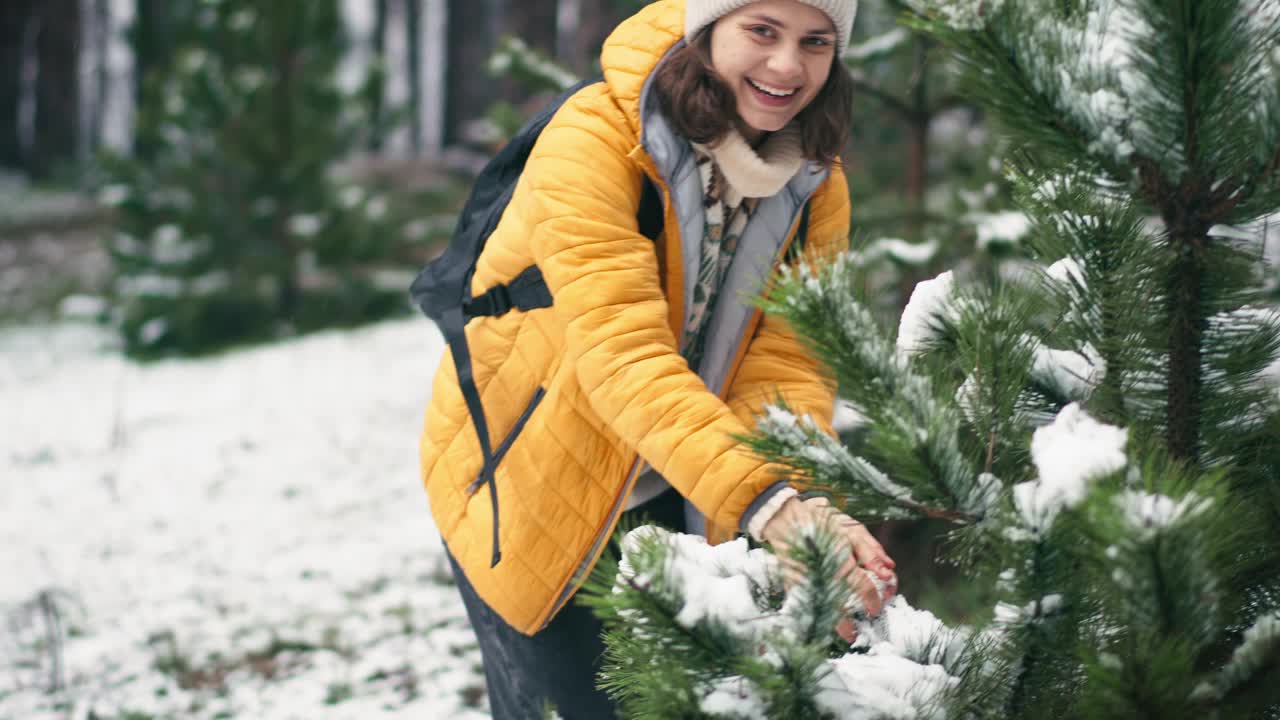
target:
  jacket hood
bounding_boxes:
[599,0,686,141]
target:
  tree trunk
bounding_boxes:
[15,0,82,179]
[1165,214,1208,463]
[555,0,580,68]
[896,37,931,308]
[443,0,497,145]
[423,0,446,155]
[504,0,557,56]
[132,0,177,161]
[568,0,613,75]
[405,0,422,154]
[87,0,112,158]
[0,0,35,170]
[368,0,389,152]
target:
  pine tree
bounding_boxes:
[99,0,404,356]
[586,0,1280,717]
[843,0,1027,325]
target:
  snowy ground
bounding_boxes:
[1,318,493,719]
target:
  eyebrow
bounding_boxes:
[746,13,836,35]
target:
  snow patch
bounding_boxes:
[1190,612,1280,702]
[970,210,1032,250]
[1046,256,1086,291]
[1,319,489,719]
[865,237,940,266]
[1116,490,1213,539]
[701,676,768,720]
[1028,338,1105,400]
[832,399,867,433]
[993,594,1064,628]
[897,271,955,356]
[618,530,961,719]
[1014,404,1127,531]
[818,652,955,719]
[845,28,911,62]
[619,528,781,632]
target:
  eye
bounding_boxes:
[747,24,776,38]
[803,35,832,47]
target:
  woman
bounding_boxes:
[420,0,897,716]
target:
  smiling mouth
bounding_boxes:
[747,78,798,99]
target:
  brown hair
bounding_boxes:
[651,26,853,168]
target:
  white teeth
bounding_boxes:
[748,79,797,98]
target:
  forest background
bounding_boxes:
[6,1,1273,718]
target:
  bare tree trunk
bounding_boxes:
[87,0,112,159]
[405,0,422,155]
[555,0,581,68]
[368,0,389,152]
[505,0,557,55]
[24,0,81,178]
[443,0,496,145]
[423,0,446,155]
[132,0,176,161]
[896,37,931,308]
[0,0,36,170]
[566,0,620,75]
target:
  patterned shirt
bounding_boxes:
[682,144,759,371]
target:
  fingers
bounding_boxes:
[832,514,898,583]
[838,558,883,617]
[856,568,884,617]
[836,616,857,644]
[770,500,901,620]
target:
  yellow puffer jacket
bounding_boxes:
[420,0,851,635]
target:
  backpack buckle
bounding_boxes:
[463,283,513,318]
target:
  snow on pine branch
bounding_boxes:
[752,402,996,523]
[903,0,1007,30]
[1012,403,1128,534]
[969,210,1033,251]
[1026,336,1106,401]
[1001,0,1279,172]
[1115,490,1213,541]
[488,37,579,91]
[851,237,940,267]
[897,270,956,356]
[831,399,868,433]
[844,28,911,64]
[1205,306,1280,393]
[971,0,1154,166]
[754,406,923,519]
[815,649,957,720]
[761,257,986,521]
[994,593,1065,625]
[1190,612,1280,703]
[613,526,961,720]
[1045,256,1087,293]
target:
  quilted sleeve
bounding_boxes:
[522,93,786,532]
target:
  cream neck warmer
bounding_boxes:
[699,124,807,199]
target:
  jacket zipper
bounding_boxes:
[541,170,673,628]
[541,455,645,628]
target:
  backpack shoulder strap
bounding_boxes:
[637,176,663,242]
[465,174,663,320]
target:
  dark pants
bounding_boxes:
[446,488,689,720]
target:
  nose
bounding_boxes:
[766,43,805,81]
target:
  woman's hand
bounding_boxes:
[760,495,897,642]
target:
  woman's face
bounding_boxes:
[708,0,837,143]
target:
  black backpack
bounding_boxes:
[410,79,663,567]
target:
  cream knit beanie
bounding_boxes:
[685,0,858,51]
